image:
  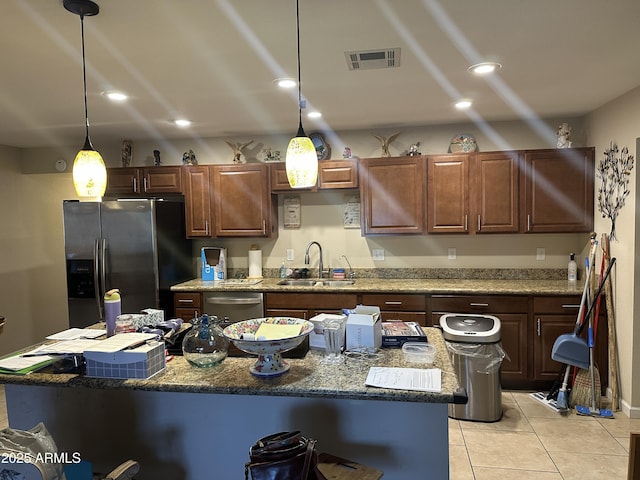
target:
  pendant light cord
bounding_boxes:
[80,13,93,148]
[295,0,305,136]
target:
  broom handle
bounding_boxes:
[577,257,616,337]
[602,234,619,411]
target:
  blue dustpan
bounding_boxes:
[551,333,589,369]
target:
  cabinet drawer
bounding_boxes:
[265,293,357,310]
[174,293,202,309]
[533,296,581,314]
[361,294,426,311]
[431,295,528,313]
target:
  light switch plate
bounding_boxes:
[372,249,385,261]
[536,248,545,260]
[286,249,294,261]
[448,248,457,260]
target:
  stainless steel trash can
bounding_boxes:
[440,313,504,422]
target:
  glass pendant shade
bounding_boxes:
[73,138,107,199]
[286,134,318,188]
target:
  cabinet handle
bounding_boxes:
[527,214,531,232]
[464,215,468,232]
[469,303,489,307]
[177,299,194,305]
[143,177,148,192]
[205,220,209,236]
[384,301,403,305]
[537,318,541,336]
[561,304,580,309]
[132,178,138,193]
[262,220,266,235]
[477,214,481,232]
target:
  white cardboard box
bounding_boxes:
[346,305,382,351]
[308,313,347,350]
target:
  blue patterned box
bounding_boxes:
[84,341,166,379]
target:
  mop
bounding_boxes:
[575,257,616,419]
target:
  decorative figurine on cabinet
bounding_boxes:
[226,140,254,164]
[407,142,421,156]
[121,139,132,167]
[342,147,352,159]
[153,149,161,166]
[556,123,572,148]
[372,132,400,157]
[182,149,197,165]
[261,146,281,163]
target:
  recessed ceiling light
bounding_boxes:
[102,90,128,101]
[307,111,322,119]
[173,119,191,127]
[468,62,502,75]
[274,78,297,89]
[454,99,472,110]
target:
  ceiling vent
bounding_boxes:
[345,48,401,71]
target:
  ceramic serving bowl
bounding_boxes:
[222,317,313,377]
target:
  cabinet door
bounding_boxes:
[521,147,594,233]
[427,154,469,233]
[270,163,317,193]
[360,156,426,235]
[142,167,183,193]
[498,313,528,387]
[213,164,277,237]
[533,314,576,382]
[183,166,212,237]
[106,167,140,195]
[318,160,358,189]
[472,151,520,233]
[174,293,201,321]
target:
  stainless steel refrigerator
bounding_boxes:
[63,199,193,328]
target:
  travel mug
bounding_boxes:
[104,289,121,337]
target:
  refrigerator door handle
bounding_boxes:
[93,238,103,320]
[101,238,107,302]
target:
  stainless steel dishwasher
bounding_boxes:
[202,291,264,325]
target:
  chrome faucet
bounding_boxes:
[304,241,324,279]
[340,255,355,280]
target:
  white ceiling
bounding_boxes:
[2,0,640,149]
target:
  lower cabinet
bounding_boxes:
[173,292,202,322]
[361,293,427,325]
[264,293,358,319]
[430,295,529,388]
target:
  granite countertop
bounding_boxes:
[172,277,585,295]
[0,328,460,405]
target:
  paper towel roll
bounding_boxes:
[248,249,263,279]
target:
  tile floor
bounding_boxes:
[0,386,635,479]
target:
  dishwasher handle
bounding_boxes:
[206,296,263,305]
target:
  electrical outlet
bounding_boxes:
[448,248,457,260]
[286,249,294,261]
[372,249,385,261]
[536,248,545,260]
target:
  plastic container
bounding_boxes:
[568,253,577,282]
[279,261,287,278]
[402,342,436,363]
[103,289,121,337]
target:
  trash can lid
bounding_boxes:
[439,313,501,343]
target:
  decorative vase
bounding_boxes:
[182,314,229,368]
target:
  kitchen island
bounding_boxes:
[2,327,458,479]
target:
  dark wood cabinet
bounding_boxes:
[472,151,520,233]
[427,154,469,233]
[430,294,529,387]
[182,165,212,237]
[318,160,358,189]
[265,292,358,319]
[532,295,607,393]
[174,292,202,321]
[212,164,277,237]
[359,156,426,235]
[520,147,594,233]
[361,293,427,325]
[269,163,317,193]
[105,166,182,196]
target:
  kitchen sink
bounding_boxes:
[277,279,355,287]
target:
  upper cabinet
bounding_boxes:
[426,154,470,233]
[270,163,317,193]
[105,166,182,196]
[520,147,594,233]
[318,160,358,189]
[182,165,212,237]
[212,164,277,237]
[360,156,426,235]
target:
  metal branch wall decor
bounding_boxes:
[596,142,635,241]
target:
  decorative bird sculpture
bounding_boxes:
[225,140,254,164]
[372,132,400,157]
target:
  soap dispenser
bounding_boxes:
[568,253,577,282]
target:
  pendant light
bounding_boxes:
[64,0,107,200]
[285,0,318,188]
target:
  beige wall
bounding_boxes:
[585,85,640,417]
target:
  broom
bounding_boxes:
[570,257,616,410]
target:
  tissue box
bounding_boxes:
[140,308,164,326]
[309,313,347,350]
[346,306,382,351]
[84,341,166,380]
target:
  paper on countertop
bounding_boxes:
[365,367,442,393]
[83,332,158,353]
[253,323,303,340]
[47,328,106,340]
[25,339,103,356]
[0,352,54,372]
